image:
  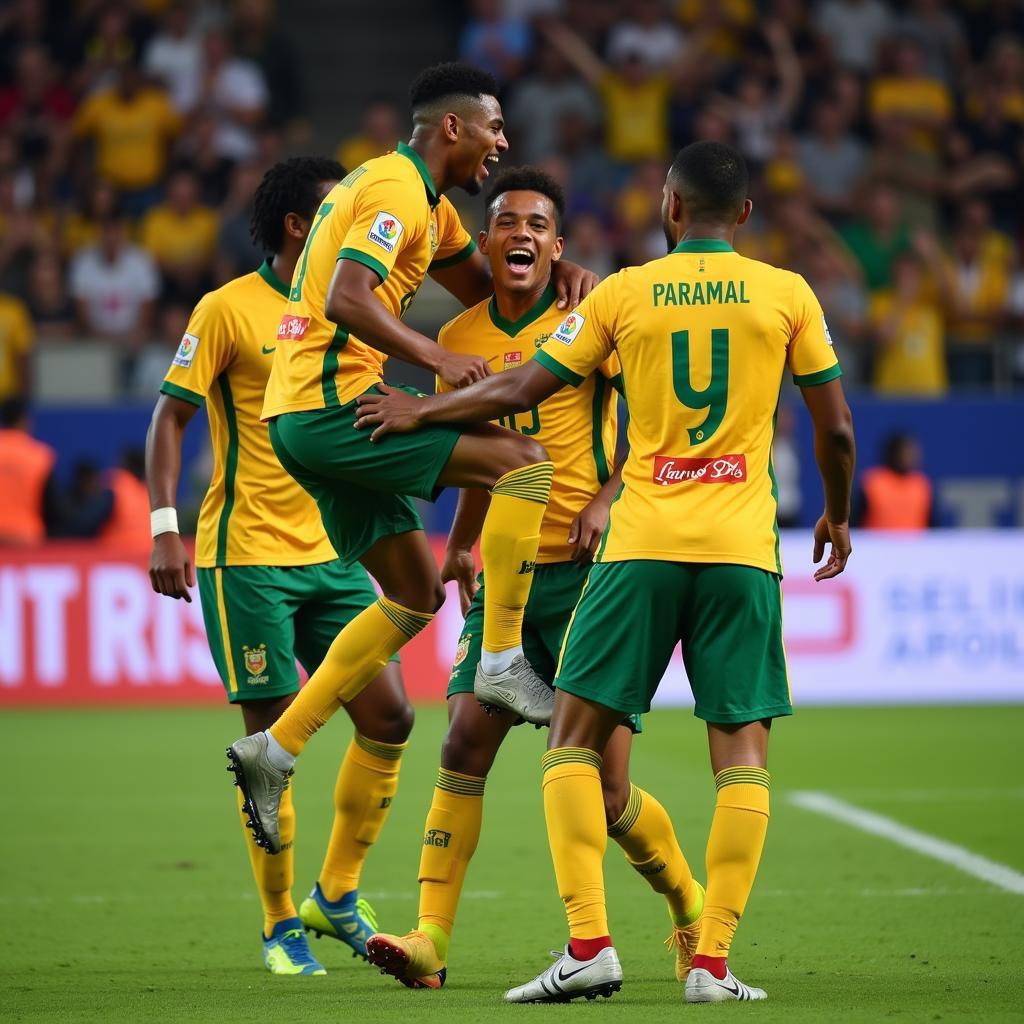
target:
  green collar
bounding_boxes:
[397,141,440,208]
[488,282,558,338]
[257,258,290,298]
[671,238,734,254]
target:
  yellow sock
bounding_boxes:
[318,732,407,901]
[481,462,553,653]
[542,747,609,940]
[608,783,701,926]
[696,766,771,958]
[270,597,432,756]
[417,768,486,963]
[237,785,296,935]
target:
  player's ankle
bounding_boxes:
[692,954,727,979]
[263,729,296,770]
[480,645,522,675]
[420,922,450,962]
[569,935,612,961]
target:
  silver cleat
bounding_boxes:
[474,655,554,726]
[226,732,291,854]
[505,945,622,1003]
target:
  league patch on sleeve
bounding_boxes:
[822,314,834,346]
[367,211,404,253]
[552,312,585,346]
[173,332,200,367]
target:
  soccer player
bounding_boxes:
[364,168,703,991]
[147,158,416,976]
[353,140,856,1004]
[224,63,597,856]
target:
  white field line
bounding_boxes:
[790,791,1024,895]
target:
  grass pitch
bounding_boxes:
[4,704,1023,1023]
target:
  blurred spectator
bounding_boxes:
[0,289,32,399]
[815,0,892,74]
[0,168,51,295]
[174,111,235,207]
[336,100,401,173]
[71,60,182,217]
[506,43,599,166]
[605,0,685,72]
[69,212,158,362]
[25,250,73,339]
[61,177,118,255]
[797,98,867,220]
[772,402,801,528]
[98,446,151,555]
[868,250,947,395]
[0,396,58,545]
[74,4,142,97]
[458,0,531,85]
[561,212,616,280]
[140,164,218,305]
[0,0,74,76]
[554,109,615,216]
[197,28,268,162]
[867,110,943,232]
[854,431,933,530]
[895,0,967,86]
[840,184,912,293]
[213,160,264,282]
[143,1,202,114]
[50,459,113,539]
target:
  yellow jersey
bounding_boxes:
[535,239,841,575]
[140,204,220,269]
[161,260,337,568]
[262,143,476,418]
[438,283,620,564]
[869,294,947,396]
[0,294,32,402]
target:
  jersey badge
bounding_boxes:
[453,633,472,666]
[552,312,585,346]
[429,218,439,255]
[533,332,550,349]
[368,211,404,253]
[822,314,834,346]
[172,332,199,368]
[243,643,269,684]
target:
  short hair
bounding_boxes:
[408,62,498,116]
[667,141,749,223]
[485,166,565,232]
[250,156,346,254]
[0,397,26,428]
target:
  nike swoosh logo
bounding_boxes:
[556,962,595,982]
[262,345,276,355]
[719,977,742,996]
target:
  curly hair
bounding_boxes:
[250,157,346,254]
[485,166,565,232]
[408,61,498,113]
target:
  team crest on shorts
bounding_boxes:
[453,633,472,666]
[243,643,269,685]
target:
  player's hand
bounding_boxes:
[354,383,426,441]
[149,532,194,602]
[437,350,492,389]
[568,495,611,563]
[812,515,851,581]
[552,259,599,310]
[442,547,478,617]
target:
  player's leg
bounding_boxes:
[600,725,704,981]
[198,567,324,976]
[682,564,789,1004]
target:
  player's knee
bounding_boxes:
[384,577,446,614]
[370,697,414,745]
[441,725,495,778]
[494,434,548,477]
[601,776,630,826]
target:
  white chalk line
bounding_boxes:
[790,790,1024,895]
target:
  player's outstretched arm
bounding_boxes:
[328,260,491,388]
[354,361,565,441]
[145,394,199,602]
[800,378,856,581]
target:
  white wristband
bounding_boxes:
[151,507,179,538]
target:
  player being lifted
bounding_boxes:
[147,158,415,975]
[224,64,597,856]
[355,141,856,1004]
[364,168,704,991]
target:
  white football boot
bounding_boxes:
[504,945,622,1003]
[685,965,767,1002]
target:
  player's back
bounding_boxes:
[540,239,839,575]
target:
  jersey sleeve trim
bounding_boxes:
[793,364,843,388]
[160,380,204,406]
[338,246,389,284]
[429,238,477,270]
[534,349,584,387]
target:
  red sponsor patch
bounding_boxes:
[504,351,522,365]
[277,314,310,340]
[653,455,747,486]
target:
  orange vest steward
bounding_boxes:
[0,428,55,544]
[861,466,931,531]
[99,468,152,555]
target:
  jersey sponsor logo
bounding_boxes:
[368,211,404,252]
[552,312,585,345]
[517,559,536,575]
[277,314,310,341]
[423,828,452,848]
[242,643,269,684]
[172,332,199,367]
[453,633,472,666]
[533,332,550,348]
[504,350,522,369]
[653,455,747,486]
[822,314,834,346]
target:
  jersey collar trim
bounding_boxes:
[257,258,290,298]
[487,282,558,338]
[396,141,440,209]
[671,239,734,253]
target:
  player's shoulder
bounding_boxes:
[190,268,270,328]
[438,296,491,348]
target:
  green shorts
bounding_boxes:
[449,560,642,733]
[555,561,791,724]
[268,385,463,564]
[197,560,397,703]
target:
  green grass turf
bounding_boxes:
[4,705,1023,1022]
